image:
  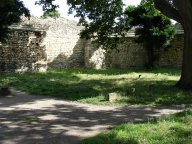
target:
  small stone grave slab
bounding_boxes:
[107,92,118,102]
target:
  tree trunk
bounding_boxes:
[176,26,192,90]
[145,42,155,69]
[174,0,192,90]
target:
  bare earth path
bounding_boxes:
[0,89,191,144]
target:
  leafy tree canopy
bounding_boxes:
[0,0,30,41]
[67,0,125,50]
[42,9,60,18]
[35,0,59,11]
[125,0,175,67]
[65,0,176,68]
[126,0,175,48]
[65,0,175,54]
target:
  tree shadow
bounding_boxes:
[0,91,189,144]
[81,110,192,144]
[0,69,190,105]
[47,39,86,70]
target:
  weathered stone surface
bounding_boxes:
[0,27,47,72]
[158,34,183,68]
[84,41,106,69]
[85,35,183,69]
[21,17,86,70]
[0,17,184,72]
[106,37,147,68]
[107,93,119,102]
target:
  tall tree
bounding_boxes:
[37,0,192,90]
[153,0,192,90]
[0,0,30,41]
[125,0,175,68]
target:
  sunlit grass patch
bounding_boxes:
[81,109,192,144]
[0,68,191,105]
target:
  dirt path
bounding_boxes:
[0,89,191,144]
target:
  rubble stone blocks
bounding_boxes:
[0,17,184,72]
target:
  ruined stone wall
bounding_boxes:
[158,34,183,68]
[107,37,147,68]
[84,41,106,69]
[21,17,86,70]
[0,17,184,72]
[0,26,47,72]
[85,34,184,69]
[84,37,147,69]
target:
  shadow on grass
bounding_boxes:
[116,80,192,105]
[0,90,190,144]
[0,68,190,105]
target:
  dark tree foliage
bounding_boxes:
[0,0,30,41]
[42,9,60,18]
[125,0,175,68]
[65,0,192,90]
[36,0,125,50]
[65,0,176,68]
[35,0,59,11]
[67,0,125,50]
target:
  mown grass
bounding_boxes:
[81,109,192,144]
[0,68,192,105]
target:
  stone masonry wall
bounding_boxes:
[0,17,184,72]
[158,34,183,68]
[0,26,47,72]
[21,17,86,70]
[107,37,147,68]
[84,37,147,69]
[84,41,106,69]
[85,34,184,69]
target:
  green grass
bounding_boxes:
[81,109,192,144]
[0,68,192,105]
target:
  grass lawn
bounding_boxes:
[0,68,192,105]
[81,109,192,144]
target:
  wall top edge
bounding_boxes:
[8,24,48,32]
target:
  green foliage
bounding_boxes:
[42,9,60,18]
[0,0,30,41]
[125,0,175,48]
[81,109,192,144]
[0,79,10,88]
[36,0,175,53]
[67,0,125,50]
[35,0,59,11]
[65,0,176,54]
[125,0,176,68]
[65,0,176,67]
